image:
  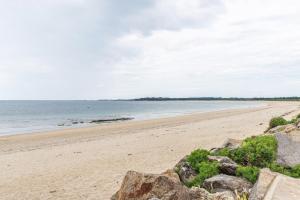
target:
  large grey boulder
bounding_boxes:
[203,174,253,194]
[249,168,277,200]
[173,156,197,185]
[189,187,235,200]
[276,133,300,167]
[250,168,300,200]
[208,156,238,175]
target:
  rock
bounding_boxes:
[208,156,238,175]
[112,170,236,200]
[249,168,277,200]
[284,124,296,133]
[90,117,134,124]
[222,138,242,150]
[268,124,297,134]
[210,138,242,154]
[203,174,253,194]
[189,187,235,200]
[267,125,286,134]
[111,170,191,200]
[173,156,197,185]
[276,133,300,167]
[264,173,300,199]
[297,121,300,129]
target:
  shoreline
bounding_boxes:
[0,100,263,137]
[1,101,300,199]
[0,103,268,154]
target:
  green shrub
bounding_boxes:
[212,147,231,157]
[268,162,289,175]
[297,114,300,119]
[188,161,219,187]
[231,135,277,167]
[187,149,210,170]
[236,166,259,183]
[288,118,297,124]
[269,117,288,129]
[290,165,300,178]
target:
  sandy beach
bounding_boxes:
[0,101,300,200]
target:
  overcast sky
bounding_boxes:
[1,0,300,100]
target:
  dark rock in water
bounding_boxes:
[276,133,300,167]
[173,156,197,185]
[90,117,134,124]
[208,156,238,176]
[72,121,79,124]
[203,174,253,194]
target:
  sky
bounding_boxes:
[0,0,300,100]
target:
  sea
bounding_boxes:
[0,100,263,136]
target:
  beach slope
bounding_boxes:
[0,101,299,199]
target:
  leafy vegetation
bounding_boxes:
[231,135,277,167]
[269,117,288,129]
[268,163,300,178]
[184,129,300,188]
[187,161,219,187]
[187,149,210,170]
[212,147,231,157]
[268,162,290,175]
[290,165,300,178]
[236,166,259,183]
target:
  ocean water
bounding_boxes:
[0,100,263,136]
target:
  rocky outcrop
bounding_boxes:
[90,117,134,123]
[268,125,286,134]
[208,156,238,175]
[173,156,197,185]
[276,133,300,167]
[267,124,298,134]
[112,170,237,200]
[249,168,277,200]
[111,170,190,200]
[203,174,253,194]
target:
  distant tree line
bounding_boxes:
[132,97,300,101]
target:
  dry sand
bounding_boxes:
[0,101,300,200]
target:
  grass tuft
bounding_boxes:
[236,166,259,183]
[187,149,210,170]
[269,117,288,129]
[187,161,219,187]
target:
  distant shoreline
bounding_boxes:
[131,97,300,101]
[0,100,263,136]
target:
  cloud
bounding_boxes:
[0,0,300,99]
